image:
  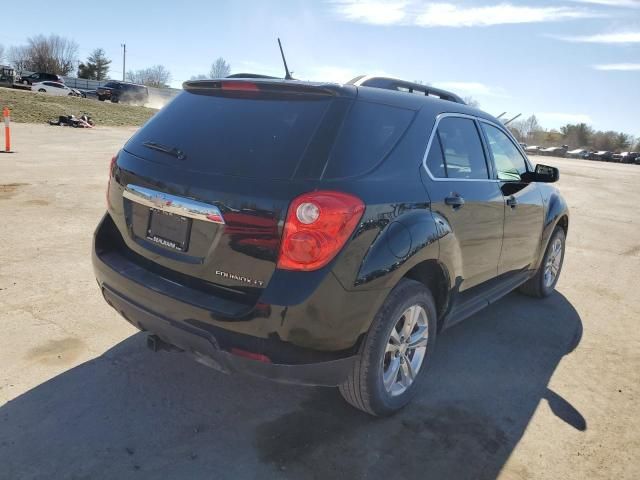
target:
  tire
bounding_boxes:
[519,227,566,298]
[38,88,46,92]
[111,97,119,103]
[98,95,105,101]
[339,279,437,416]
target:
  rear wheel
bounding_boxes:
[339,279,437,416]
[38,88,46,92]
[98,95,105,101]
[519,227,566,298]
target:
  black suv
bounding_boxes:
[97,81,149,104]
[19,72,63,85]
[93,76,568,416]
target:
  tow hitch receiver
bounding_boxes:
[147,334,179,352]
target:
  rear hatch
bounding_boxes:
[109,80,356,301]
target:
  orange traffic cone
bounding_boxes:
[1,107,14,153]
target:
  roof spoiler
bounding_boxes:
[347,76,466,105]
[182,79,342,98]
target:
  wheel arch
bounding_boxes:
[401,259,451,331]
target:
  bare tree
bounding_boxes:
[8,45,30,73]
[126,65,171,88]
[209,57,231,78]
[19,34,79,75]
[189,74,208,81]
[463,96,480,108]
[0,44,4,64]
[510,115,544,144]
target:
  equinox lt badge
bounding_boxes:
[215,270,265,287]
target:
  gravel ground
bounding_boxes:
[0,124,638,479]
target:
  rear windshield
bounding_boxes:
[125,91,331,179]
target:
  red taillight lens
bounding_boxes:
[106,153,118,208]
[277,191,365,271]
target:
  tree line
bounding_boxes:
[1,35,236,89]
[509,115,639,152]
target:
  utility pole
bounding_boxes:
[121,43,126,81]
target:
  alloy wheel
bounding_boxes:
[382,304,429,397]
[544,237,563,287]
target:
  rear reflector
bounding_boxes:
[230,348,271,363]
[106,153,118,209]
[277,190,365,271]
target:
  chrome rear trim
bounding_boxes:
[123,184,225,224]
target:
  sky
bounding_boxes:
[2,0,639,135]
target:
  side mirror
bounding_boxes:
[534,164,559,183]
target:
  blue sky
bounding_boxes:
[3,0,639,135]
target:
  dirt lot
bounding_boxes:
[0,124,638,479]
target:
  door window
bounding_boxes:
[426,117,489,180]
[482,123,528,181]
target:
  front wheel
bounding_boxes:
[520,227,566,297]
[38,88,46,92]
[339,279,437,416]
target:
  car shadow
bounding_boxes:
[0,291,583,480]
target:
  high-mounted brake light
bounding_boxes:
[278,191,365,271]
[220,81,259,92]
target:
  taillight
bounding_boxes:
[277,191,365,271]
[106,153,118,208]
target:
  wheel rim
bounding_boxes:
[382,304,429,397]
[544,237,563,287]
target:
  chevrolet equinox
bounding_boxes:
[93,76,568,416]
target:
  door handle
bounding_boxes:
[445,194,465,209]
[506,195,518,208]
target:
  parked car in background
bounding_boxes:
[612,152,638,163]
[540,146,568,157]
[31,81,74,96]
[96,81,149,104]
[567,148,590,159]
[83,89,98,100]
[591,151,613,161]
[525,145,542,154]
[20,72,64,85]
[93,76,569,416]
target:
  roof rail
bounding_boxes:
[346,75,466,105]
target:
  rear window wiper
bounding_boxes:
[142,141,186,160]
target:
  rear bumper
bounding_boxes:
[100,284,356,386]
[91,213,384,386]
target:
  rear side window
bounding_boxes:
[427,117,489,180]
[322,101,414,178]
[125,91,331,179]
